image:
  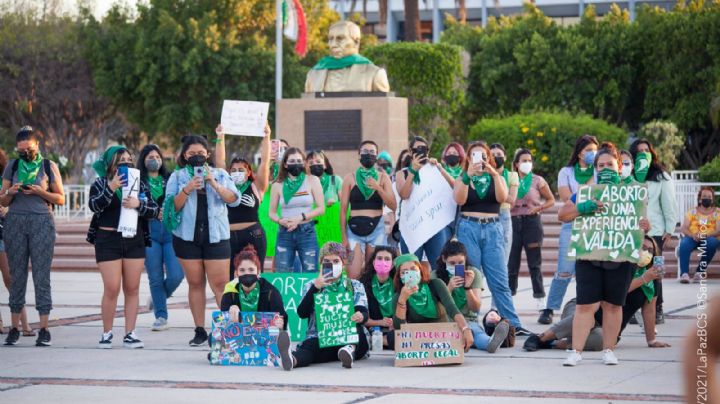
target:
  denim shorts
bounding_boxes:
[347,216,386,253]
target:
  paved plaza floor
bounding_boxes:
[0,272,714,403]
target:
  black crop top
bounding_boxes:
[349,185,383,210]
[228,186,259,224]
[97,194,122,228]
[461,177,500,214]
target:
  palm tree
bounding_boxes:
[403,0,420,40]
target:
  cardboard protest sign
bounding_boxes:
[394,323,464,367]
[220,100,269,137]
[314,290,359,348]
[569,184,648,263]
[261,273,316,341]
[399,165,457,253]
[209,311,282,366]
[118,167,140,238]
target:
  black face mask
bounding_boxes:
[360,154,377,169]
[444,155,460,167]
[309,164,325,177]
[187,155,206,167]
[19,150,37,162]
[238,274,258,287]
[287,163,304,177]
[701,198,713,208]
[494,156,505,169]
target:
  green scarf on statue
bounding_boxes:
[312,54,371,70]
[408,283,438,319]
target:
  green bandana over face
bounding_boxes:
[574,163,594,185]
[444,164,463,179]
[633,266,655,303]
[597,168,620,185]
[239,284,260,312]
[517,172,533,199]
[408,283,438,319]
[471,172,492,199]
[17,151,43,185]
[312,54,371,70]
[147,175,164,201]
[372,275,394,318]
[634,152,652,183]
[355,167,379,200]
[282,171,305,204]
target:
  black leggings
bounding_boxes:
[293,325,369,368]
[508,214,545,297]
[652,236,664,311]
[229,223,267,280]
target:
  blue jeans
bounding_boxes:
[678,236,719,275]
[275,222,318,273]
[499,208,512,264]
[145,220,184,320]
[400,225,451,269]
[457,218,522,329]
[545,222,575,311]
[470,322,492,351]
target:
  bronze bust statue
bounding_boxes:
[305,21,390,93]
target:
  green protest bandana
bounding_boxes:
[597,168,620,185]
[372,275,395,318]
[452,287,467,312]
[574,163,594,185]
[471,172,492,199]
[408,283,438,319]
[312,54,371,70]
[444,164,463,179]
[235,179,251,195]
[517,172,533,199]
[634,152,652,183]
[92,145,126,178]
[282,171,306,204]
[17,151,43,185]
[633,266,655,303]
[239,285,260,312]
[355,167,379,200]
[147,175,164,201]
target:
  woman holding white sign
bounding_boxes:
[558,142,651,367]
[268,148,325,272]
[454,142,529,336]
[88,146,159,349]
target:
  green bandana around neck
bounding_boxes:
[444,164,463,179]
[324,275,349,294]
[238,284,260,312]
[312,54,371,70]
[408,283,438,319]
[621,175,635,185]
[634,152,652,183]
[517,172,533,199]
[147,175,164,202]
[573,163,594,185]
[355,167,379,200]
[372,275,394,318]
[452,287,467,312]
[597,168,620,185]
[17,152,44,185]
[633,266,655,303]
[282,171,306,205]
[235,180,251,195]
[319,173,332,194]
[471,172,492,199]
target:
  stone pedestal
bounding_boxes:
[276,94,408,177]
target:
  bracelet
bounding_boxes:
[213,138,223,144]
[462,172,471,185]
[461,326,470,333]
[182,188,190,196]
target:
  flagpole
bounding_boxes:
[275,0,283,137]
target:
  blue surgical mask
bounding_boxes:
[583,151,597,165]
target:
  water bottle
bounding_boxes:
[371,327,383,352]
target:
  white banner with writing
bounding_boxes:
[220,100,269,137]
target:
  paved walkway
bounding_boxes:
[0,272,714,403]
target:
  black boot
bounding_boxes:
[537,309,553,325]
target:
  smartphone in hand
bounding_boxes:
[455,264,465,279]
[118,166,129,187]
[194,166,205,178]
[322,262,333,279]
[653,256,665,275]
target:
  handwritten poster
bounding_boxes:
[209,311,282,367]
[314,291,359,348]
[394,323,464,367]
[261,273,316,341]
[220,100,269,137]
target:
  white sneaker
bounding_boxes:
[98,331,113,349]
[602,349,619,365]
[151,318,169,331]
[535,297,546,311]
[680,273,690,284]
[563,349,582,366]
[338,345,355,368]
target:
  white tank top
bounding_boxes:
[281,179,314,219]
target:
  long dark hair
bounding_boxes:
[276,147,305,182]
[176,135,209,168]
[629,139,668,182]
[566,134,599,167]
[359,246,399,285]
[435,239,471,283]
[512,148,533,171]
[137,144,169,180]
[396,149,410,172]
[107,147,130,179]
[306,150,334,176]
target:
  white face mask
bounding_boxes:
[620,165,632,179]
[332,263,343,279]
[518,162,533,175]
[231,171,247,184]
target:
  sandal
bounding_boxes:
[23,329,36,337]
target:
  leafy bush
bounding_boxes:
[699,156,720,183]
[468,111,628,190]
[636,120,685,172]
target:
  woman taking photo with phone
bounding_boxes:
[88,145,159,348]
[268,147,325,272]
[165,135,241,347]
[214,124,272,277]
[138,144,184,331]
[454,142,529,336]
[359,246,398,349]
[341,141,397,278]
